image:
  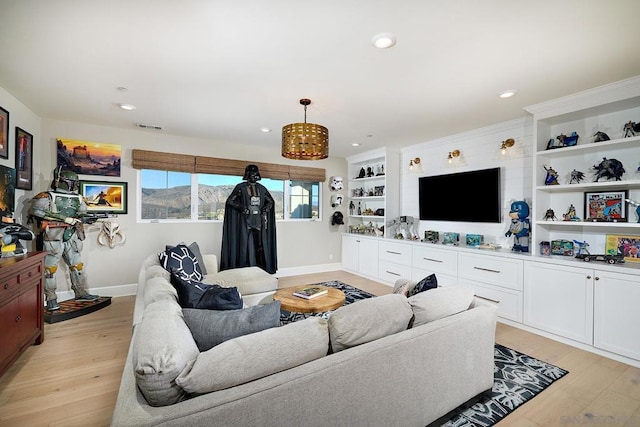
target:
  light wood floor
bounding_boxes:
[1,270,639,426]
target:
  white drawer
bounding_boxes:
[378,241,412,266]
[459,278,523,322]
[411,268,457,287]
[378,260,412,284]
[412,245,457,276]
[458,252,523,291]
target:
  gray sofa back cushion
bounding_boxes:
[408,285,475,326]
[328,294,413,353]
[133,299,200,407]
[176,317,329,394]
[182,301,281,351]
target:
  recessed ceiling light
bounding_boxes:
[260,127,272,133]
[371,33,397,49]
[352,143,361,147]
[499,90,517,99]
[119,103,136,111]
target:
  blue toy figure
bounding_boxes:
[505,200,530,252]
[626,198,640,223]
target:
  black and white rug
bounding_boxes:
[281,280,569,426]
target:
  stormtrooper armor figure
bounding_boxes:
[29,168,99,310]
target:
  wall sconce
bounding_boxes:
[409,157,421,171]
[500,138,515,155]
[447,150,460,164]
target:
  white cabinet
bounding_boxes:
[346,147,399,238]
[526,78,640,255]
[411,245,457,286]
[341,234,379,279]
[524,262,594,345]
[594,270,640,360]
[378,240,412,284]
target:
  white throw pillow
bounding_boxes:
[407,285,474,327]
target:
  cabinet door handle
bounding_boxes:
[385,271,401,276]
[473,266,501,274]
[586,275,592,279]
[386,251,401,255]
[422,257,443,263]
[3,283,8,290]
[28,271,33,277]
[595,276,600,281]
[15,315,21,322]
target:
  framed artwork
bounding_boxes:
[584,190,627,222]
[605,234,640,262]
[56,138,121,177]
[15,127,33,190]
[80,180,128,214]
[0,106,8,159]
[0,165,16,216]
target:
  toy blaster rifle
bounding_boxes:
[78,212,112,224]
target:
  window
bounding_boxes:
[139,170,320,222]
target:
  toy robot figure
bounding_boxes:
[505,200,530,252]
[29,168,99,311]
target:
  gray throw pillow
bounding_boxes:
[407,285,474,327]
[183,301,281,351]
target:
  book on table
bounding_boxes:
[293,286,328,299]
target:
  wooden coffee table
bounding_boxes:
[273,285,345,314]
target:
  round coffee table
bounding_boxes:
[273,285,345,314]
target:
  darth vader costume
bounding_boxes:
[220,165,277,274]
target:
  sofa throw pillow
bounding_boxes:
[407,285,474,327]
[165,242,208,275]
[158,244,203,282]
[183,301,281,351]
[170,273,243,310]
[392,278,412,296]
[408,273,438,296]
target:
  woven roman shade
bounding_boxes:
[132,149,325,182]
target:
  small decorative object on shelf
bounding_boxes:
[622,121,640,138]
[357,167,365,179]
[551,239,574,256]
[626,199,640,223]
[546,131,579,149]
[563,204,580,221]
[593,157,625,181]
[569,169,585,184]
[366,166,374,177]
[543,208,558,221]
[540,241,551,256]
[593,131,610,142]
[505,200,530,252]
[605,234,639,262]
[543,165,560,185]
[349,201,355,215]
[376,164,385,176]
[374,208,384,216]
[357,202,362,215]
[424,230,439,243]
[442,232,459,245]
[573,240,591,256]
[387,216,418,240]
[585,190,627,222]
[465,234,484,247]
[575,253,625,264]
[330,176,343,191]
[330,194,343,208]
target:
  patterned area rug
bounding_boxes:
[281,281,569,426]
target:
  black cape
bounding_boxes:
[220,182,277,274]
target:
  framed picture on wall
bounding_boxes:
[0,106,9,159]
[15,127,33,190]
[80,180,128,214]
[584,190,627,222]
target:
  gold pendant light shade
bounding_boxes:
[282,99,329,160]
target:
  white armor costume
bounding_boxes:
[29,169,98,311]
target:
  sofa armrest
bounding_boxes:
[203,254,218,274]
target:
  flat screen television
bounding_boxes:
[418,167,501,223]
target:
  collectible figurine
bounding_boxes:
[546,132,579,149]
[329,176,344,191]
[505,200,530,252]
[569,169,585,184]
[330,211,344,226]
[543,208,558,221]
[424,230,439,243]
[623,121,640,138]
[349,200,355,215]
[543,166,560,185]
[593,131,610,142]
[442,232,459,246]
[29,168,100,311]
[626,198,640,223]
[563,204,580,221]
[465,234,483,247]
[573,240,591,256]
[593,157,625,181]
[330,194,343,208]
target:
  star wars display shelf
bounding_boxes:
[346,147,399,238]
[526,77,640,259]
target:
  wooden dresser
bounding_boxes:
[0,251,47,377]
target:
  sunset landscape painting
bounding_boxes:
[56,138,121,177]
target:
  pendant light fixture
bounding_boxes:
[282,98,329,160]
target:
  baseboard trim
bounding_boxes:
[56,283,138,301]
[276,262,343,277]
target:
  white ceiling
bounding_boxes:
[1,0,640,159]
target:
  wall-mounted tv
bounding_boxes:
[419,167,501,223]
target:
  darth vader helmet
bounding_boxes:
[243,164,262,182]
[331,211,344,226]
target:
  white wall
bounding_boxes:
[400,117,533,248]
[0,85,348,297]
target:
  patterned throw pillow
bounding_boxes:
[392,279,412,296]
[170,272,242,310]
[408,273,438,296]
[158,244,203,282]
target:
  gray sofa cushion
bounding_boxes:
[328,294,413,353]
[182,301,282,351]
[408,285,475,327]
[132,299,200,407]
[203,266,277,295]
[176,317,329,394]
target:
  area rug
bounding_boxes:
[280,280,569,426]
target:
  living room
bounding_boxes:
[1,1,640,426]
